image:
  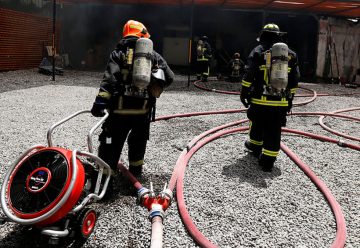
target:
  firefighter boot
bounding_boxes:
[258,154,276,172]
[129,164,143,177]
[244,140,262,157]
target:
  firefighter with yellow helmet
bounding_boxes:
[91,20,174,196]
[241,23,300,172]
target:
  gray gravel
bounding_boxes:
[0,69,359,248]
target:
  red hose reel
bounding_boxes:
[7,147,85,226]
[0,110,111,245]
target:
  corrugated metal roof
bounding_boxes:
[58,0,360,18]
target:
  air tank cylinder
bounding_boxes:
[132,38,153,91]
[270,42,289,91]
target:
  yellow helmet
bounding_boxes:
[262,23,280,33]
[259,23,285,43]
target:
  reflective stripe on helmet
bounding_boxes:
[263,23,280,32]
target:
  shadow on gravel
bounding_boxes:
[109,171,172,198]
[0,225,87,248]
[222,153,281,188]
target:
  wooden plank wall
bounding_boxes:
[0,8,59,71]
[316,18,360,83]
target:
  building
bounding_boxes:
[0,0,359,82]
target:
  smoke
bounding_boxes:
[59,4,317,79]
[59,4,192,70]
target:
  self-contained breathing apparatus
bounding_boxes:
[197,40,204,58]
[263,42,289,97]
[231,58,241,77]
[115,37,165,119]
[121,37,153,98]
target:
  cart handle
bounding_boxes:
[47,109,109,153]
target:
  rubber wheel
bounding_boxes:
[77,208,97,239]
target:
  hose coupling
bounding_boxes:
[337,139,346,147]
[149,203,165,221]
[159,183,173,205]
[137,187,150,204]
[141,190,172,212]
[149,182,156,199]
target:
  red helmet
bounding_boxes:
[123,20,150,38]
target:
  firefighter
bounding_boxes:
[240,23,300,172]
[196,36,212,81]
[228,52,244,82]
[91,20,174,195]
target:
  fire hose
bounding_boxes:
[159,107,358,248]
[193,80,360,98]
[173,122,358,248]
[115,79,359,247]
[116,106,358,247]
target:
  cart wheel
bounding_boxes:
[77,208,97,239]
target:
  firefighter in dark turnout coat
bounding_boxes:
[196,36,212,81]
[241,23,300,172]
[91,20,174,193]
[228,52,244,82]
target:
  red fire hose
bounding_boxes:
[116,84,358,247]
[157,105,358,248]
[194,80,318,106]
[174,124,351,248]
[318,107,360,142]
[280,142,347,248]
[193,80,360,98]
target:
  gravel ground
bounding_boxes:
[0,69,359,248]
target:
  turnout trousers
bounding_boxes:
[98,114,150,171]
[196,60,210,80]
[246,104,287,162]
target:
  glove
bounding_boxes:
[91,97,107,117]
[240,87,251,108]
[148,81,164,98]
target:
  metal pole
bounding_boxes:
[52,0,56,81]
[187,0,194,87]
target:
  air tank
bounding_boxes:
[132,38,153,91]
[270,42,289,91]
